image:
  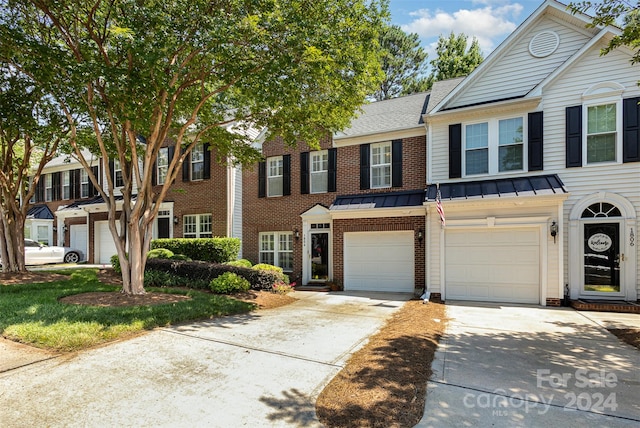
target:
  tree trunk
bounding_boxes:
[116,207,152,295]
[0,205,26,273]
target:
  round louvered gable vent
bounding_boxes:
[529,31,559,58]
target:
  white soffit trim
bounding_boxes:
[333,127,425,147]
[426,97,542,123]
[330,206,426,219]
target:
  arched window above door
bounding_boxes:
[581,202,621,218]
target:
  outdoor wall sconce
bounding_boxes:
[416,228,423,242]
[52,226,57,232]
[550,221,558,243]
[63,225,68,233]
[173,216,179,225]
[294,227,300,240]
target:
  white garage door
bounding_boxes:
[95,221,119,264]
[70,224,88,262]
[344,231,414,292]
[445,228,540,304]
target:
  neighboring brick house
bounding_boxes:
[35,139,245,264]
[243,92,429,293]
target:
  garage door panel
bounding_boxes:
[344,231,414,293]
[445,228,540,304]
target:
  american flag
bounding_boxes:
[436,185,445,227]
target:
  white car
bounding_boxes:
[24,239,83,265]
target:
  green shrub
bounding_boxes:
[150,238,240,263]
[147,248,174,259]
[252,263,289,284]
[226,259,252,268]
[210,272,251,294]
[169,254,192,261]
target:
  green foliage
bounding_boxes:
[225,259,253,268]
[252,263,289,284]
[169,254,192,261]
[146,259,280,290]
[147,248,174,260]
[151,238,240,263]
[374,24,432,100]
[569,1,640,66]
[429,33,484,81]
[210,272,251,294]
[0,269,254,351]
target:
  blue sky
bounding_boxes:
[388,1,544,57]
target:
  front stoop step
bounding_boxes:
[295,283,331,292]
[570,299,640,314]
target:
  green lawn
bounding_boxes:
[0,269,255,351]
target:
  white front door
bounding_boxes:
[70,224,88,262]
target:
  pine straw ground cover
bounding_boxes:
[316,300,447,428]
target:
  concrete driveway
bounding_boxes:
[418,303,640,428]
[0,291,409,427]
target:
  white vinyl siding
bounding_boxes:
[183,214,212,238]
[259,232,293,271]
[310,150,328,194]
[267,156,283,197]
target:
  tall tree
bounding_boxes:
[429,33,484,82]
[0,66,65,272]
[569,1,640,66]
[1,0,385,294]
[374,24,430,101]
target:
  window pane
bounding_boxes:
[498,118,523,146]
[260,234,274,251]
[267,177,283,196]
[260,252,274,265]
[268,157,283,177]
[80,169,89,198]
[311,151,328,172]
[62,171,70,199]
[371,143,391,166]
[466,149,489,175]
[279,252,293,270]
[587,134,616,163]
[183,215,197,238]
[311,171,328,193]
[465,123,488,149]
[371,165,391,188]
[37,225,49,245]
[499,145,523,172]
[157,148,168,184]
[191,144,204,180]
[587,104,616,134]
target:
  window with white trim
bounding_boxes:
[585,102,619,164]
[464,117,526,176]
[259,232,293,271]
[114,159,123,187]
[62,171,70,199]
[45,174,52,202]
[157,147,169,184]
[267,156,283,197]
[310,150,328,194]
[183,214,212,238]
[80,169,89,198]
[371,142,391,188]
[191,144,204,181]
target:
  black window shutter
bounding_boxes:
[52,172,61,200]
[167,146,175,184]
[90,166,99,196]
[72,169,81,199]
[182,149,190,181]
[35,177,44,202]
[108,159,115,185]
[151,158,157,186]
[623,97,640,163]
[565,105,582,167]
[283,154,291,196]
[328,148,337,192]
[203,143,211,179]
[360,144,370,190]
[300,152,309,194]
[258,161,266,198]
[449,124,462,179]
[528,111,544,171]
[391,139,403,187]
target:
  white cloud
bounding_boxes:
[402,3,524,56]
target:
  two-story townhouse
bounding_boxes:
[423,0,640,306]
[35,138,245,264]
[243,92,429,293]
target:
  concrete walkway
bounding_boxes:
[418,303,640,428]
[0,291,409,427]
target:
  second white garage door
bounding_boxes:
[344,231,414,292]
[95,221,119,264]
[445,228,540,304]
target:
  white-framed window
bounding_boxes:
[80,169,89,198]
[45,174,53,202]
[259,232,293,271]
[37,225,49,246]
[267,156,283,197]
[584,101,621,164]
[157,147,169,184]
[114,159,123,187]
[62,171,70,199]
[371,142,391,188]
[310,150,328,194]
[183,214,212,238]
[463,117,526,176]
[191,144,204,181]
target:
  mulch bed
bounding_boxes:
[608,329,640,349]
